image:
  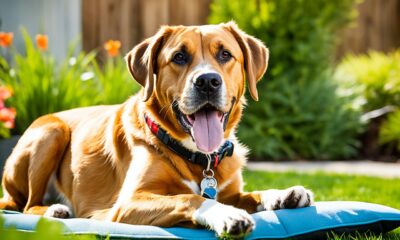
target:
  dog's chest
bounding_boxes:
[182,180,201,195]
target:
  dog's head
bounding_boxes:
[126,22,268,153]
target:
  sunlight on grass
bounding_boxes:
[328,232,400,240]
[242,170,400,209]
[242,170,400,240]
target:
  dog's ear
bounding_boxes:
[225,21,269,101]
[125,27,172,101]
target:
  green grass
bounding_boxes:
[1,170,399,239]
[243,170,400,240]
[243,170,400,209]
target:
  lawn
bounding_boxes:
[243,170,400,240]
[1,170,400,240]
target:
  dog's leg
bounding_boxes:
[255,186,314,211]
[110,193,254,238]
[230,186,314,213]
[0,196,19,211]
[219,174,314,213]
[1,115,70,217]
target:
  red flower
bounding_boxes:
[36,34,48,51]
[0,32,13,48]
[104,40,121,57]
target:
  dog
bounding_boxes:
[0,22,313,238]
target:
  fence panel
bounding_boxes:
[82,0,400,59]
[336,0,400,58]
[82,0,211,58]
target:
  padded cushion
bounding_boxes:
[1,201,400,239]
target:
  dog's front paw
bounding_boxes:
[44,204,72,218]
[218,209,254,238]
[259,186,314,211]
[194,199,255,238]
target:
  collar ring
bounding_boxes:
[202,169,214,178]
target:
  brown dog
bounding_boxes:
[0,22,313,238]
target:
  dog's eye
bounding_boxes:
[217,50,232,63]
[172,52,188,65]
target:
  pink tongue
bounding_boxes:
[192,109,223,153]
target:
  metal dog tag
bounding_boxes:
[200,176,218,199]
[200,177,217,189]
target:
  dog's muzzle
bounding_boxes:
[173,72,233,153]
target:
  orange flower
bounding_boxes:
[0,86,13,101]
[36,34,48,51]
[0,107,16,127]
[104,40,121,57]
[0,32,13,48]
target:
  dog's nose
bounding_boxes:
[194,73,222,94]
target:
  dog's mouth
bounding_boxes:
[173,102,229,153]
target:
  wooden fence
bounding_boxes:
[82,0,400,59]
[336,0,400,58]
[82,0,211,59]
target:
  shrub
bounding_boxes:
[380,111,400,151]
[209,0,363,160]
[335,50,400,154]
[335,51,400,112]
[0,29,139,133]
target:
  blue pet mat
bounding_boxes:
[2,201,400,239]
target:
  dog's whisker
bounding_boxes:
[158,99,179,120]
[158,104,169,115]
[163,102,175,120]
[157,102,174,120]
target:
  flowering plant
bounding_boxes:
[0,86,16,138]
[0,28,139,134]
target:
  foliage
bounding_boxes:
[209,0,363,160]
[92,58,137,105]
[335,51,400,112]
[335,50,400,151]
[380,111,400,150]
[0,215,96,240]
[0,123,9,138]
[0,29,96,133]
[0,29,140,133]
